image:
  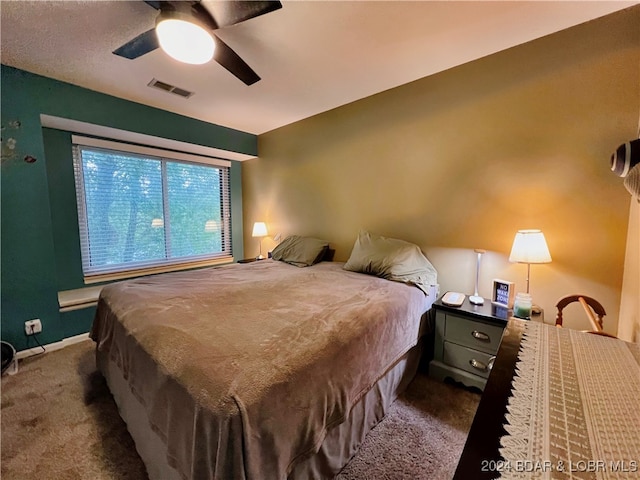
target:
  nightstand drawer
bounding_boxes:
[443,342,495,379]
[445,315,503,354]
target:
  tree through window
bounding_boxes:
[72,136,232,280]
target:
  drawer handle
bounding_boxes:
[471,330,490,342]
[469,358,488,372]
[488,355,496,371]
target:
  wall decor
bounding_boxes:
[1,120,21,163]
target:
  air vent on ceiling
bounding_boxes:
[147,79,194,99]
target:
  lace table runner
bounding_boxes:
[499,322,640,479]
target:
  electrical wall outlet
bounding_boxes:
[25,319,42,335]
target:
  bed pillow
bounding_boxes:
[271,235,330,267]
[343,230,437,294]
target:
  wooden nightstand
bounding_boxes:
[430,296,511,391]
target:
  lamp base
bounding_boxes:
[469,295,484,305]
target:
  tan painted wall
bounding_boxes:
[243,7,640,336]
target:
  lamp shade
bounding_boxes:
[509,229,552,264]
[156,14,215,65]
[252,222,268,238]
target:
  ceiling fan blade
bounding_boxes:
[203,1,282,28]
[213,34,260,85]
[143,0,162,9]
[113,28,159,59]
[192,2,219,31]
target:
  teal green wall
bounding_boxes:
[1,65,255,351]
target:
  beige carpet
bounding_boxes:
[1,340,479,479]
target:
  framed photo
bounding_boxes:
[492,279,515,308]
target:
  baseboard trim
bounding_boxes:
[16,332,91,360]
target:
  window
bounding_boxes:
[72,136,232,282]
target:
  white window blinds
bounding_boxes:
[72,136,232,281]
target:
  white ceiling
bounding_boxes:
[1,1,638,135]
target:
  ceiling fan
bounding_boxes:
[112,0,282,85]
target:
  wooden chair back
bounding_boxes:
[555,295,616,338]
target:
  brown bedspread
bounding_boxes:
[90,260,432,480]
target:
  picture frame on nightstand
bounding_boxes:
[491,279,515,308]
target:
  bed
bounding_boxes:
[91,257,438,480]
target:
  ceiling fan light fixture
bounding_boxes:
[156,16,215,65]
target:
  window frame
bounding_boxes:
[72,135,233,284]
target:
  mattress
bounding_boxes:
[91,260,436,479]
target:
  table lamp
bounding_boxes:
[509,229,551,313]
[252,222,268,259]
